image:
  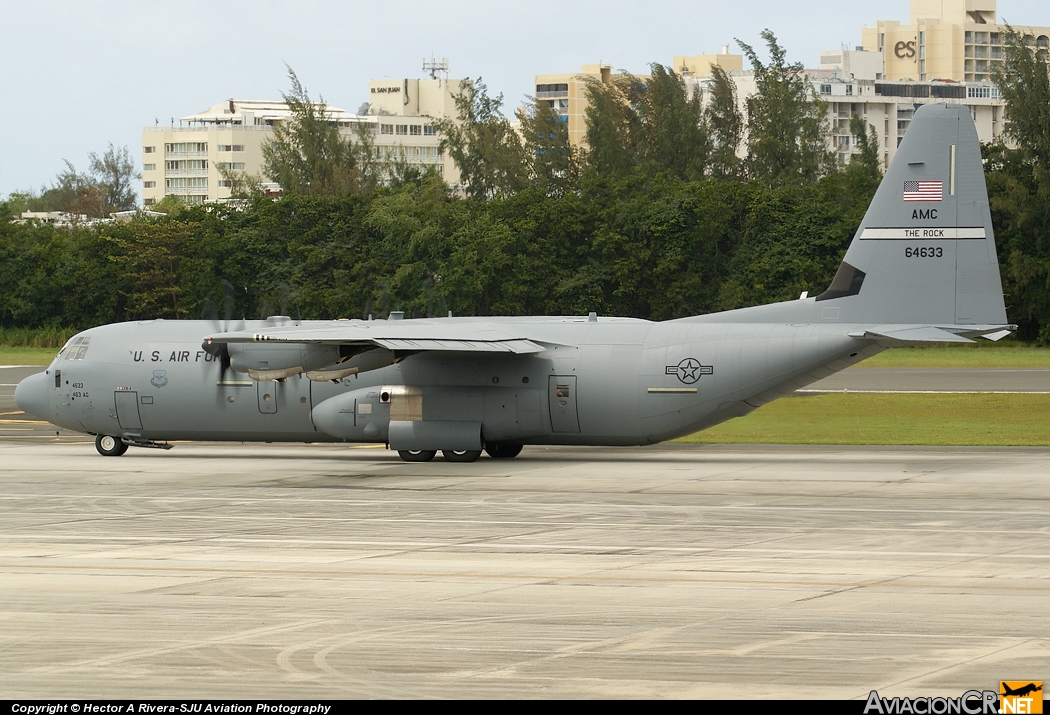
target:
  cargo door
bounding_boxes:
[114,391,142,430]
[548,376,580,433]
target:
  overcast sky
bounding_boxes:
[1,0,1047,197]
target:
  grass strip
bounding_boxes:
[860,346,1050,368]
[678,393,1050,446]
[0,347,59,365]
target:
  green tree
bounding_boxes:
[434,79,528,199]
[29,161,97,216]
[737,30,834,187]
[717,177,865,310]
[583,67,711,181]
[0,219,127,328]
[705,65,744,179]
[515,98,581,196]
[20,147,139,218]
[582,72,645,179]
[0,192,32,221]
[847,115,880,180]
[263,68,368,197]
[989,27,1050,342]
[639,64,710,181]
[105,220,198,319]
[89,144,139,211]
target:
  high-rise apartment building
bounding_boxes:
[533,50,742,149]
[861,0,1049,82]
[531,0,1044,172]
[719,64,1005,170]
[532,64,611,148]
[142,77,465,205]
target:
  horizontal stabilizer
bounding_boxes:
[848,324,1015,344]
[854,327,975,343]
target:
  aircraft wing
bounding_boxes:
[204,322,549,355]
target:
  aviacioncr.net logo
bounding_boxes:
[864,690,1000,714]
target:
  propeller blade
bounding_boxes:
[202,337,233,386]
[379,281,390,319]
[277,283,290,317]
[201,293,219,323]
[221,280,236,333]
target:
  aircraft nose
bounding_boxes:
[14,371,51,422]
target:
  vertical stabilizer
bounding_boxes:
[818,103,1007,326]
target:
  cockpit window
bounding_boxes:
[61,336,90,360]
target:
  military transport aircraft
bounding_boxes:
[15,104,1014,462]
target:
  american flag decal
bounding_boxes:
[903,180,943,202]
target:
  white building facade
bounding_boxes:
[142,77,465,205]
[708,65,1005,172]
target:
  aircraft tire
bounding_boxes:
[398,449,436,462]
[95,435,128,457]
[441,449,482,463]
[484,443,523,459]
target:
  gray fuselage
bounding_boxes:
[26,314,877,447]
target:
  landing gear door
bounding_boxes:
[114,391,142,430]
[548,376,580,433]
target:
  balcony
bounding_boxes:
[535,90,569,99]
[164,186,208,195]
[165,150,209,159]
[143,125,272,133]
[165,168,209,176]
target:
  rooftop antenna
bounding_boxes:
[422,57,449,80]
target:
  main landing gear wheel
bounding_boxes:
[441,449,482,463]
[95,435,128,457]
[484,443,523,459]
[398,449,436,463]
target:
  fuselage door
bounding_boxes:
[548,375,580,433]
[114,391,142,430]
[258,382,278,414]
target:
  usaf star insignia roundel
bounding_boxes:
[665,358,714,384]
